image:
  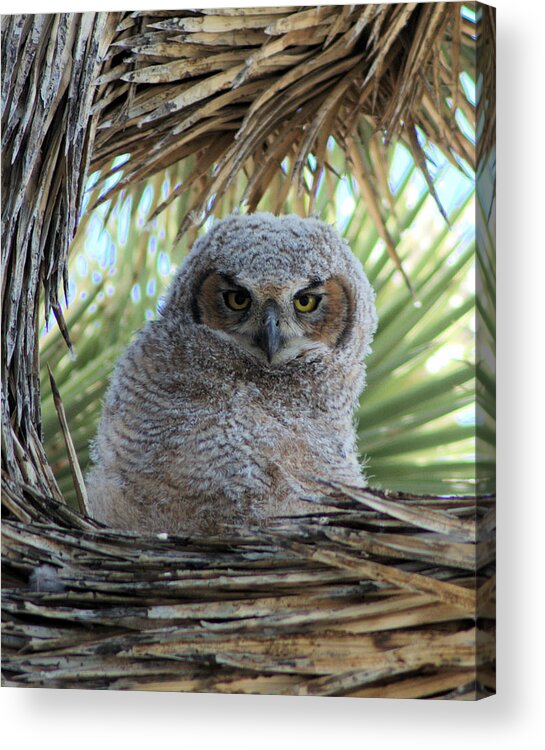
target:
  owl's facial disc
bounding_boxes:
[194,271,352,368]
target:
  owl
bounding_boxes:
[86,213,377,535]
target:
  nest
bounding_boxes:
[1,6,495,697]
[3,482,495,696]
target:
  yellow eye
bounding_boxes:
[224,290,251,311]
[294,293,320,313]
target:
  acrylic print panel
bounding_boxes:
[1,3,495,698]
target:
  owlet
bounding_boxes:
[86,213,377,534]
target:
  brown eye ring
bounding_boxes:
[294,293,321,313]
[224,290,251,311]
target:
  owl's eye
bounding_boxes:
[224,290,251,311]
[294,293,321,313]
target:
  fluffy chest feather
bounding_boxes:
[144,378,352,496]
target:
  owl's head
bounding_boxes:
[162,213,377,375]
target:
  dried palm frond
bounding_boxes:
[2,11,123,491]
[2,482,495,697]
[89,2,490,247]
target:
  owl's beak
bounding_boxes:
[255,302,281,364]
